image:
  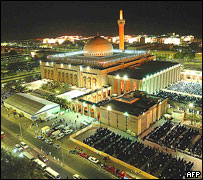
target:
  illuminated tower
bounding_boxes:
[117,10,125,51]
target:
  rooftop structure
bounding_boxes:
[84,36,113,57]
[4,93,60,120]
[108,60,179,79]
[56,89,90,100]
[101,91,163,117]
[46,49,148,69]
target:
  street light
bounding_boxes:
[107,106,111,126]
[124,112,128,131]
[124,75,128,80]
[189,103,193,108]
[107,106,111,111]
[19,122,23,141]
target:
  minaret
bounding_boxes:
[117,10,125,51]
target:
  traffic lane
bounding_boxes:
[40,140,113,179]
[1,115,113,179]
[1,127,73,179]
[1,127,19,151]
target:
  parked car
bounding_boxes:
[61,126,71,132]
[53,125,61,130]
[45,139,53,145]
[84,119,92,125]
[50,130,61,139]
[15,144,21,148]
[78,152,88,159]
[53,144,61,149]
[38,136,45,141]
[47,129,55,137]
[69,150,79,154]
[38,154,48,162]
[58,125,65,130]
[1,131,4,139]
[88,156,99,164]
[15,144,24,152]
[64,129,74,135]
[73,174,83,179]
[20,142,29,149]
[105,165,116,175]
[56,133,64,140]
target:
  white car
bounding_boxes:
[56,133,64,140]
[73,174,83,179]
[15,144,21,148]
[20,142,29,149]
[64,129,73,135]
[15,144,24,152]
[84,119,92,124]
[88,156,99,164]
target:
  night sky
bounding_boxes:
[1,1,202,41]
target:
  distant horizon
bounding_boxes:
[1,1,202,41]
[1,32,201,42]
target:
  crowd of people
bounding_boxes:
[146,121,173,143]
[83,127,194,179]
[83,127,112,148]
[155,90,202,107]
[146,122,202,158]
[166,81,202,96]
[191,136,202,158]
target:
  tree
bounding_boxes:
[64,82,71,92]
[9,50,17,55]
[1,148,44,179]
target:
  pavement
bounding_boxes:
[1,107,114,179]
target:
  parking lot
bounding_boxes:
[2,106,97,149]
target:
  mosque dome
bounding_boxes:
[84,36,113,57]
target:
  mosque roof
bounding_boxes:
[84,36,113,56]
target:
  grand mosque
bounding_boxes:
[40,10,181,135]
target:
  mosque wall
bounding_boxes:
[107,64,181,95]
[97,99,167,135]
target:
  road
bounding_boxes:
[1,127,74,179]
[1,71,41,84]
[1,112,114,179]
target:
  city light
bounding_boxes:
[116,74,120,79]
[124,75,128,80]
[1,3,202,180]
[107,106,111,111]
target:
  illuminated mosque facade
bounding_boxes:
[40,10,181,135]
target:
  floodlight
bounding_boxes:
[107,106,111,111]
